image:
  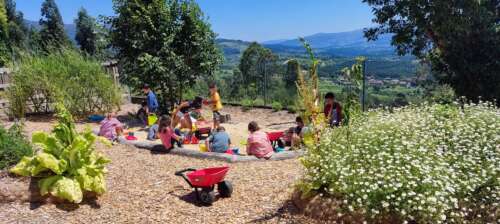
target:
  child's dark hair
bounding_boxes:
[192,96,203,109]
[216,126,225,132]
[159,115,172,133]
[325,92,335,99]
[248,121,260,132]
[141,101,147,107]
[296,116,303,123]
[209,83,217,89]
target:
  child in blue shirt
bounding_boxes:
[206,126,231,153]
[142,84,159,114]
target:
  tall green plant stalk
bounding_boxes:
[295,38,326,148]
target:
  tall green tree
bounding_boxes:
[108,0,222,110]
[0,0,9,66]
[39,0,69,51]
[363,0,500,103]
[5,0,27,49]
[238,42,278,99]
[75,8,97,56]
[170,0,223,100]
[285,59,300,90]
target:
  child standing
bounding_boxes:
[205,83,223,129]
[142,84,159,114]
[158,115,182,150]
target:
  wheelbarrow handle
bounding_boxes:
[175,168,197,188]
[174,168,197,176]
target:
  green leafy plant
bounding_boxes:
[7,49,121,118]
[271,101,283,112]
[300,102,499,223]
[253,98,265,106]
[0,123,33,169]
[340,56,365,125]
[241,98,253,112]
[10,104,111,203]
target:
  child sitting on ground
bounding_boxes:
[246,121,274,159]
[206,126,231,153]
[98,112,123,141]
[147,118,160,141]
[137,101,148,126]
[158,115,183,150]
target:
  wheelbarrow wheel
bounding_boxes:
[217,180,233,198]
[199,188,215,205]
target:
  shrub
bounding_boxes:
[287,105,297,113]
[0,124,33,170]
[271,101,283,112]
[241,98,253,111]
[7,49,121,118]
[253,98,265,106]
[429,84,456,104]
[10,104,111,203]
[299,102,499,223]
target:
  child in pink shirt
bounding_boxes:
[246,121,273,159]
[158,115,182,150]
[98,112,123,141]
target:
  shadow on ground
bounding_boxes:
[247,200,303,224]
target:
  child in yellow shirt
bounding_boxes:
[205,83,223,129]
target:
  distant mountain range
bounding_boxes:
[25,19,396,58]
[262,29,396,57]
[24,20,77,42]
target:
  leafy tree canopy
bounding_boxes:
[238,42,278,99]
[39,0,70,51]
[75,8,99,56]
[5,0,28,50]
[0,0,9,66]
[108,0,222,110]
[363,0,500,103]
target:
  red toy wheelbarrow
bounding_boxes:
[175,166,233,205]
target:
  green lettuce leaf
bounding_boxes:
[10,156,35,176]
[39,175,63,196]
[31,131,48,144]
[36,152,67,175]
[50,177,83,203]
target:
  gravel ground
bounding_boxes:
[0,105,319,224]
[1,143,316,224]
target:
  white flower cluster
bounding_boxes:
[301,102,499,223]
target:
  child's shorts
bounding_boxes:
[213,111,221,122]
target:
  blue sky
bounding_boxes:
[16,0,375,42]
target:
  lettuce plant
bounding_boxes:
[10,104,111,203]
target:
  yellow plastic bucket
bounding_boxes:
[199,142,208,152]
[148,114,158,126]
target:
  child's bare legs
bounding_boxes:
[213,111,220,129]
[205,140,211,152]
[291,133,302,149]
[115,127,123,136]
[184,113,193,133]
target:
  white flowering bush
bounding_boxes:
[300,102,499,223]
